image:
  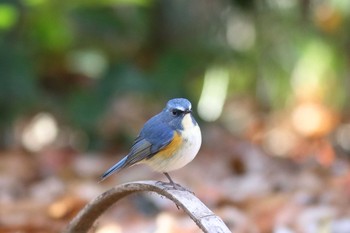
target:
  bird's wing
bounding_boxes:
[100,114,176,181]
[122,118,175,167]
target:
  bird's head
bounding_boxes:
[162,98,196,130]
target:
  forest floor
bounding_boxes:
[1,125,350,233]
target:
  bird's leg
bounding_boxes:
[156,172,177,188]
[157,172,193,194]
[164,172,176,186]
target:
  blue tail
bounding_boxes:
[100,156,128,182]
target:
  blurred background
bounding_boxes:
[1,0,350,232]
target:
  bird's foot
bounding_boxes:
[156,180,194,194]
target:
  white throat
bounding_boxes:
[182,113,195,129]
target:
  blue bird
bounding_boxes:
[100,98,202,186]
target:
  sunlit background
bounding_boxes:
[1,0,350,232]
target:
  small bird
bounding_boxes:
[100,98,202,187]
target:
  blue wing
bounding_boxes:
[100,113,174,181]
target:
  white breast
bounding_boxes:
[168,122,202,171]
[145,113,202,172]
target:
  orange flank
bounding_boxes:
[156,131,183,158]
[142,129,192,172]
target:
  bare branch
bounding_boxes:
[64,180,231,233]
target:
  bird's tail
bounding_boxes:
[99,156,128,182]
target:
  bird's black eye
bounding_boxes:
[171,109,184,116]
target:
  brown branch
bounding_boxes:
[64,180,231,233]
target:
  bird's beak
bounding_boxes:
[184,109,192,114]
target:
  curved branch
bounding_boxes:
[64,180,231,233]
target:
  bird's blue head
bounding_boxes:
[162,98,196,130]
[166,98,192,113]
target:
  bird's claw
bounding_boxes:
[156,181,194,194]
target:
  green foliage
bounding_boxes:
[0,0,349,148]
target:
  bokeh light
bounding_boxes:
[0,4,18,29]
[21,113,59,152]
[291,102,335,138]
[198,67,229,122]
[66,49,108,79]
[226,11,255,51]
[96,223,122,233]
[263,128,298,157]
